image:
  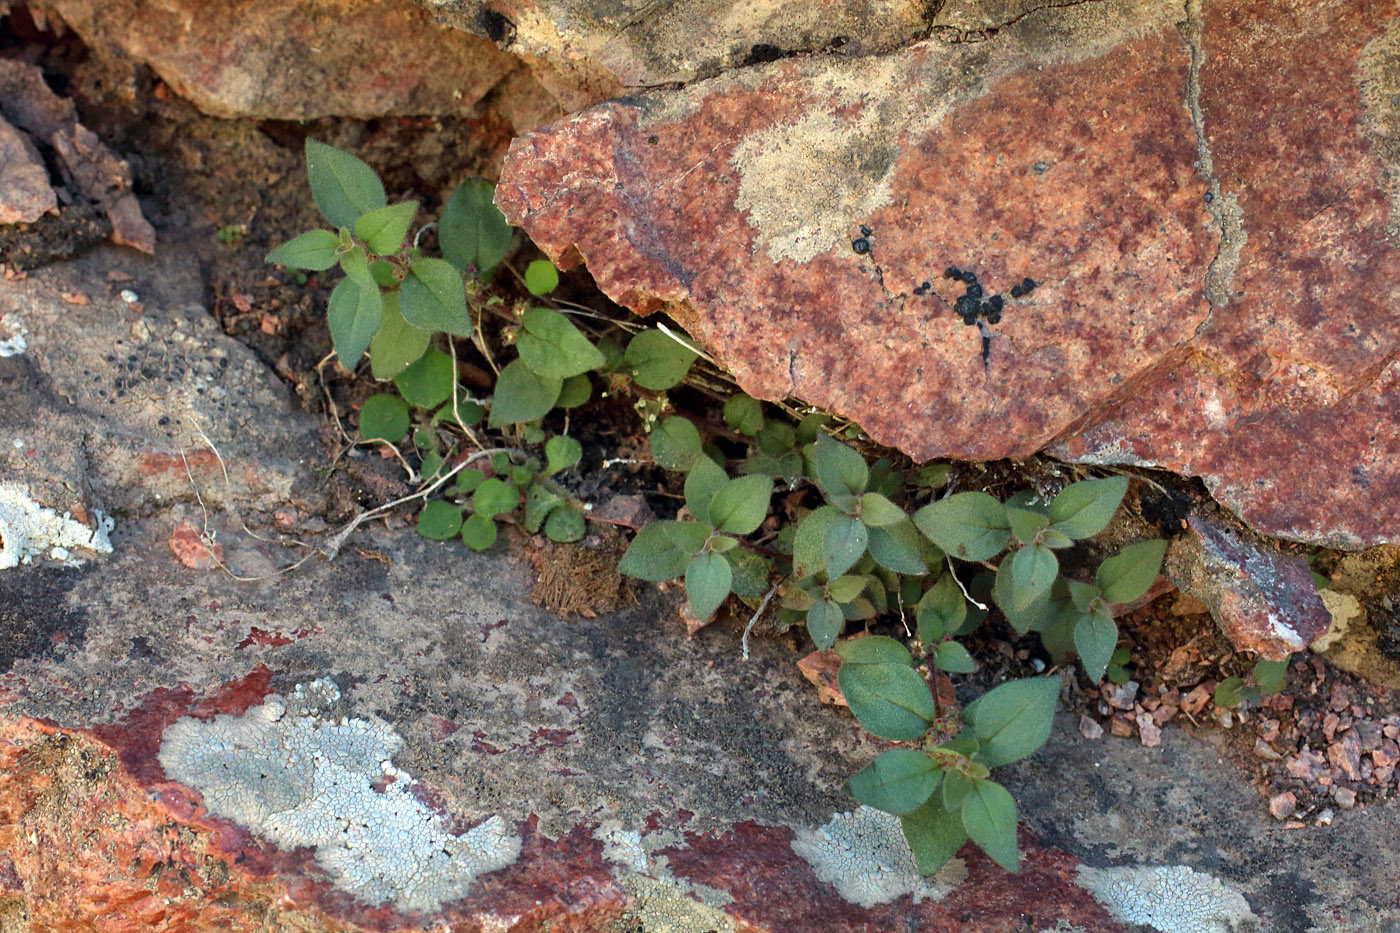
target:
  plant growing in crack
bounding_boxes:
[616,395,1172,874]
[265,140,702,551]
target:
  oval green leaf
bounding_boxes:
[834,635,912,666]
[417,500,463,541]
[867,519,928,576]
[327,278,383,366]
[824,513,868,580]
[393,347,455,410]
[517,307,605,379]
[618,520,710,582]
[305,139,386,230]
[265,229,341,271]
[524,259,559,296]
[917,574,967,644]
[651,416,703,471]
[859,492,906,528]
[624,329,697,390]
[473,477,519,519]
[439,177,513,275]
[400,258,470,337]
[960,779,1019,872]
[806,598,845,649]
[964,677,1060,768]
[723,394,764,435]
[369,290,431,379]
[1074,607,1118,682]
[813,433,869,500]
[489,359,562,426]
[1047,475,1129,540]
[901,793,968,876]
[837,662,939,741]
[792,504,840,579]
[460,513,498,551]
[1008,543,1058,613]
[1095,538,1169,604]
[683,456,727,525]
[848,749,941,815]
[913,492,1011,561]
[354,201,418,256]
[544,505,585,542]
[708,475,773,536]
[933,640,976,674]
[544,435,583,476]
[358,393,409,443]
[686,552,732,621]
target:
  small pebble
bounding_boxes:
[1269,791,1297,820]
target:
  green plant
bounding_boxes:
[617,411,1169,874]
[1104,646,1133,685]
[267,140,1175,882]
[265,140,701,551]
[1214,658,1290,708]
[216,224,245,246]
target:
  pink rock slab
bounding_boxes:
[497,0,1400,547]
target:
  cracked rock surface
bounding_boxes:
[0,238,1397,932]
[496,0,1400,547]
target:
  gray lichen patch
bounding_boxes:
[727,0,1181,266]
[614,873,738,933]
[1077,865,1259,933]
[1359,18,1400,240]
[0,483,113,570]
[158,678,521,914]
[594,823,737,932]
[791,806,966,909]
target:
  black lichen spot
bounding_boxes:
[647,135,659,145]
[860,225,872,237]
[480,8,514,43]
[944,266,962,280]
[0,568,90,675]
[851,237,871,255]
[744,43,785,65]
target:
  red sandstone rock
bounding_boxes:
[0,58,155,253]
[168,520,224,569]
[0,712,1131,931]
[1164,512,1330,659]
[37,0,516,119]
[1268,791,1296,821]
[496,0,1400,548]
[0,116,55,224]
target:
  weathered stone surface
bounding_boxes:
[0,59,155,253]
[0,116,56,224]
[1164,510,1332,660]
[496,0,1400,547]
[8,233,1394,931]
[429,0,935,107]
[35,0,517,119]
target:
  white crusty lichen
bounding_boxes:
[158,678,521,913]
[791,806,966,909]
[1078,865,1258,933]
[0,483,113,570]
[593,823,738,933]
[0,320,26,357]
